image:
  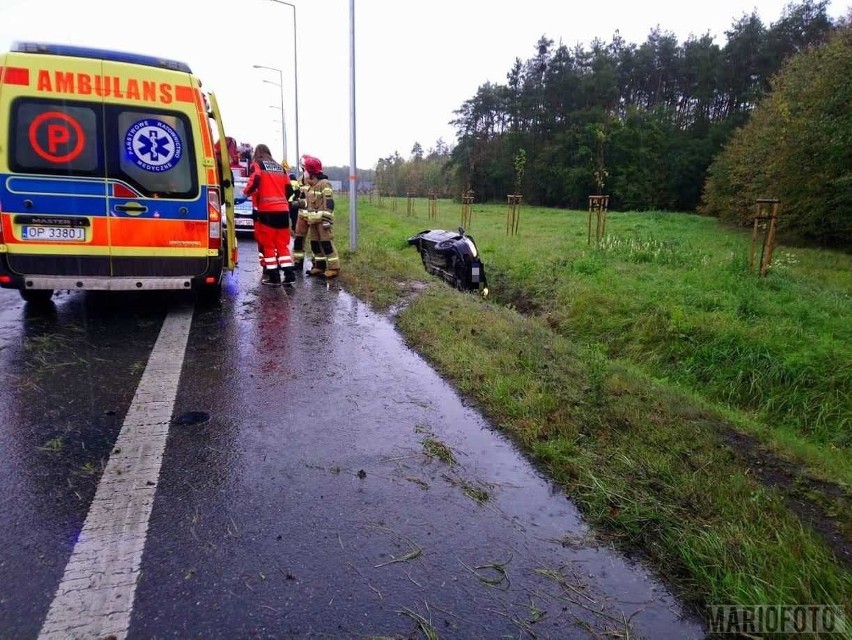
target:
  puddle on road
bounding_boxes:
[196,270,707,639]
[327,293,704,637]
[118,257,710,638]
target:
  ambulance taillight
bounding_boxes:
[207,188,222,250]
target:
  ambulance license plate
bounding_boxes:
[22,226,86,241]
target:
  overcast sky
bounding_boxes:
[1,0,848,170]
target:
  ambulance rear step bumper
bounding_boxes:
[21,276,196,291]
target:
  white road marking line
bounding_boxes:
[38,307,194,640]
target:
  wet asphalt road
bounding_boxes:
[0,236,706,639]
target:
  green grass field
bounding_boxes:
[328,195,851,630]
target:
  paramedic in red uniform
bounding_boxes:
[243,144,296,286]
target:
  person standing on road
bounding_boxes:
[244,144,296,286]
[288,172,301,233]
[292,154,340,278]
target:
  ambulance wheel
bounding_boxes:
[195,282,222,306]
[20,289,54,305]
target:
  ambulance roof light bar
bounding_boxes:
[11,42,193,74]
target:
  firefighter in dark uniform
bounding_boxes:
[292,154,340,277]
[288,172,301,232]
[244,144,296,286]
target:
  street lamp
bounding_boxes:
[268,105,286,156]
[265,0,300,171]
[349,0,357,251]
[252,64,286,163]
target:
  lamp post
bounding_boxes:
[266,0,300,169]
[252,64,286,163]
[268,104,287,161]
[348,0,357,250]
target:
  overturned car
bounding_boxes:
[407,228,489,297]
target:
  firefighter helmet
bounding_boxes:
[300,154,322,176]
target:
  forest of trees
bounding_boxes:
[374,0,850,244]
[699,24,851,244]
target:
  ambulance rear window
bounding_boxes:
[9,99,102,176]
[7,100,198,199]
[108,107,198,198]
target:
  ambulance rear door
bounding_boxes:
[208,92,236,271]
[101,60,208,279]
[0,51,109,280]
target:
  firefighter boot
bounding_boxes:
[308,240,325,276]
[320,241,338,279]
[282,267,296,285]
[292,235,305,271]
[262,268,282,286]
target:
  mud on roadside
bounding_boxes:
[722,429,851,568]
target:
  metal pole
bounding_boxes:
[291,3,300,167]
[266,102,286,161]
[254,65,287,162]
[277,68,286,163]
[268,0,300,169]
[349,0,357,251]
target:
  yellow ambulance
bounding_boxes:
[0,41,236,304]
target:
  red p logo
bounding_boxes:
[46,124,71,153]
[29,111,85,163]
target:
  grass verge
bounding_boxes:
[333,195,851,630]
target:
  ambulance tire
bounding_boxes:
[195,282,222,307]
[19,289,54,305]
